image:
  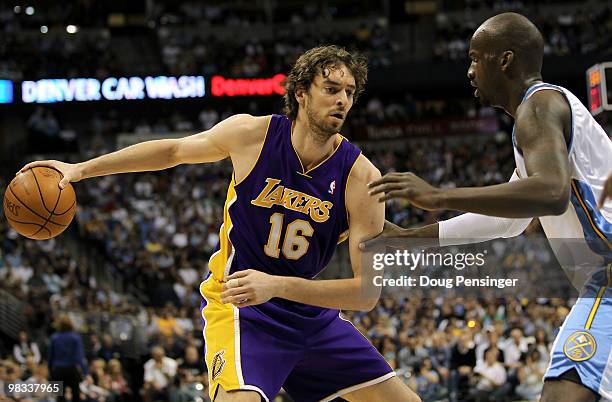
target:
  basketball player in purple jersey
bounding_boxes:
[20,46,420,402]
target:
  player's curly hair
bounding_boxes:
[283,45,368,120]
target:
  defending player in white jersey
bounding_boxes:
[365,12,612,402]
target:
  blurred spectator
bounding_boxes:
[24,364,55,402]
[171,368,208,402]
[3,360,25,400]
[89,359,111,390]
[13,330,41,366]
[178,346,205,382]
[470,346,510,401]
[86,334,102,361]
[534,327,551,364]
[198,109,220,130]
[450,332,476,401]
[433,4,612,61]
[21,355,38,381]
[501,327,529,374]
[408,357,443,401]
[143,346,177,402]
[81,359,111,401]
[171,346,209,402]
[26,108,61,153]
[48,315,86,402]
[0,361,5,398]
[156,306,184,339]
[98,334,120,362]
[429,332,451,381]
[516,349,546,401]
[107,359,132,401]
[160,335,184,360]
[475,328,503,365]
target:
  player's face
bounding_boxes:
[467,49,490,106]
[304,65,356,136]
[467,32,497,107]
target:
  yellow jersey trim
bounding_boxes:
[585,263,612,330]
[343,152,362,238]
[209,178,238,280]
[200,276,241,399]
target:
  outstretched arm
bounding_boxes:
[368,90,572,218]
[361,170,532,250]
[18,114,268,188]
[221,155,385,311]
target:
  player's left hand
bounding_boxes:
[368,172,443,210]
[221,269,279,307]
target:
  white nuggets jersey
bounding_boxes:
[513,83,612,286]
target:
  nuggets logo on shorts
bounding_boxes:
[563,331,597,362]
[211,350,226,381]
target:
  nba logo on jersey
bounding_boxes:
[329,180,336,195]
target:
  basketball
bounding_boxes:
[3,167,76,240]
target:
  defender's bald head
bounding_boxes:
[471,12,544,75]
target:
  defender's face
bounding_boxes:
[467,32,495,107]
[304,64,356,135]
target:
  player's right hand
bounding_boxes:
[18,160,83,189]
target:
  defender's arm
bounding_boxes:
[439,90,571,216]
[368,90,571,218]
[362,170,533,251]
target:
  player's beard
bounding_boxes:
[306,103,342,142]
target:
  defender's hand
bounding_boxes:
[368,172,443,210]
[18,160,82,189]
[359,220,406,252]
[221,269,280,307]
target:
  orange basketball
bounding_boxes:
[3,167,77,240]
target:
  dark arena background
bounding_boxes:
[0,1,611,401]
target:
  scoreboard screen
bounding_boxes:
[586,63,611,116]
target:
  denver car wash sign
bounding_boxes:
[21,76,205,103]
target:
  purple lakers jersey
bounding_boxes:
[208,114,361,281]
